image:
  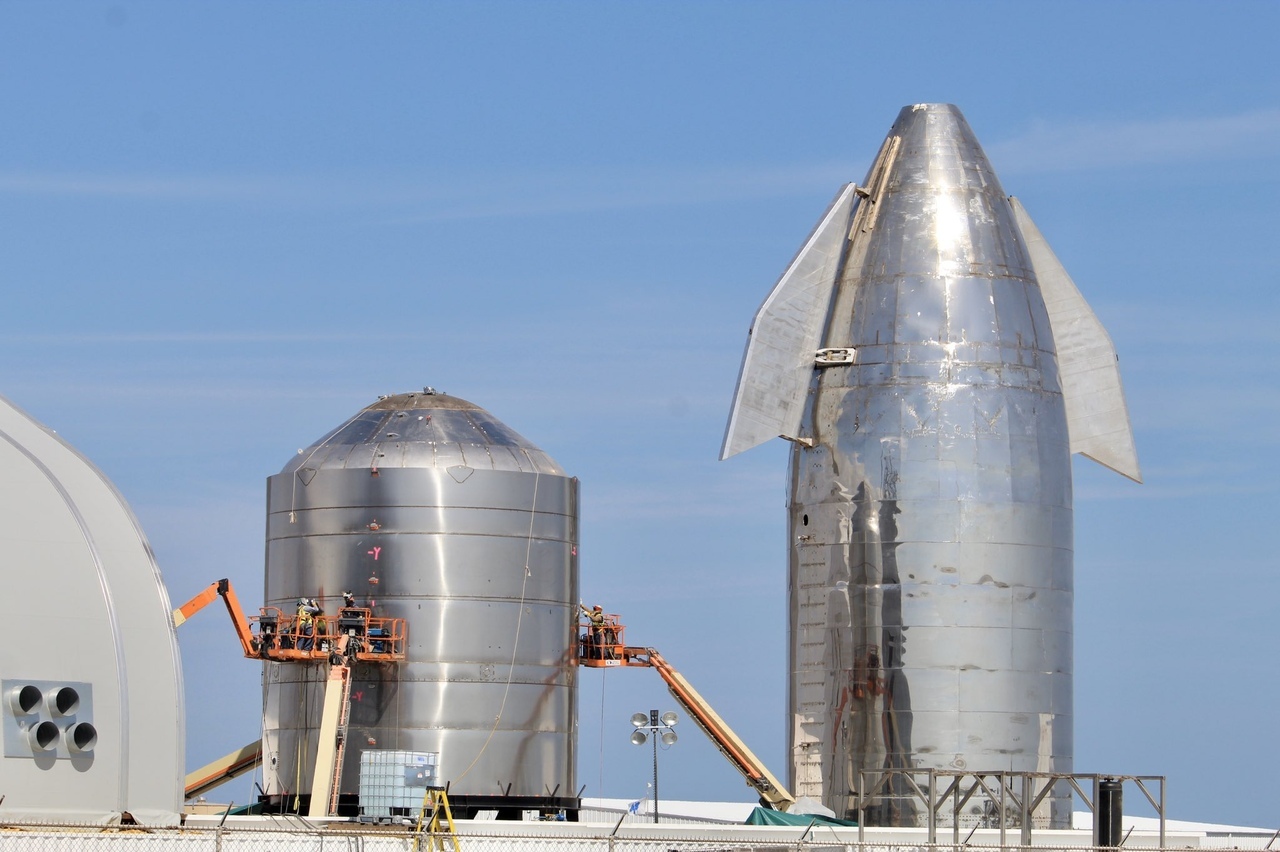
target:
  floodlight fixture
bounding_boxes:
[627,707,680,825]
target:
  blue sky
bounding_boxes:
[1,1,1277,828]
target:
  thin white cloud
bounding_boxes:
[0,161,848,218]
[365,162,848,224]
[1104,301,1280,348]
[1075,472,1272,502]
[1086,300,1280,441]
[1129,387,1280,446]
[989,107,1280,174]
[589,464,782,522]
[0,172,285,201]
[0,331,411,344]
[4,111,1276,213]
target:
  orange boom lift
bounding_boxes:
[174,579,408,817]
[577,611,795,811]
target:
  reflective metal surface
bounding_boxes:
[724,104,1138,826]
[262,390,578,809]
[722,183,859,459]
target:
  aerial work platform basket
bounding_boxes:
[172,579,408,665]
[251,606,408,664]
[173,578,411,818]
[577,611,631,667]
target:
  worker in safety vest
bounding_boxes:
[578,603,614,659]
[297,597,321,650]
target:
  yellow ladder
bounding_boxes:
[413,786,461,852]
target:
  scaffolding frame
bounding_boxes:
[856,769,1166,847]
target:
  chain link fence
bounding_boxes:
[0,826,818,852]
[0,823,1271,852]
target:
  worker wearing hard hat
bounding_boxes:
[297,598,322,651]
[338,590,367,635]
[579,603,615,660]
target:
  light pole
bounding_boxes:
[629,709,677,824]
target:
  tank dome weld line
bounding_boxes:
[288,408,369,523]
[452,467,542,785]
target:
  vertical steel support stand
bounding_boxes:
[1159,779,1166,849]
[1020,774,1032,847]
[1092,776,1102,848]
[999,773,1007,849]
[650,709,660,825]
[857,771,865,844]
[652,729,659,825]
[953,780,961,850]
[928,771,938,844]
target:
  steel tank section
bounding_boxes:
[262,390,578,816]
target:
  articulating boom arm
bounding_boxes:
[172,578,258,658]
[184,740,263,800]
[634,647,795,811]
[576,613,794,810]
[174,579,408,814]
[173,579,408,665]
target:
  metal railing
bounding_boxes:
[854,771,1166,848]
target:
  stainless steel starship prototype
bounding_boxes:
[723,104,1139,826]
[262,390,578,813]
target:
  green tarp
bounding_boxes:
[744,807,857,827]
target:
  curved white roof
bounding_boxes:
[0,395,183,825]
